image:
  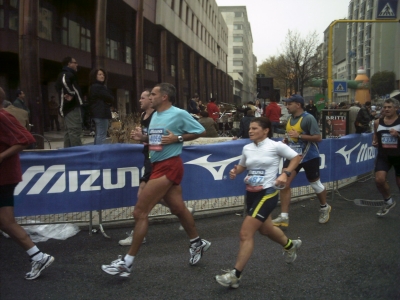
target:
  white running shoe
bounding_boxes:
[319,204,331,224]
[272,214,289,227]
[376,201,396,217]
[215,269,242,288]
[118,230,146,246]
[179,207,196,231]
[101,255,132,277]
[189,239,211,265]
[283,239,302,264]
[25,253,55,280]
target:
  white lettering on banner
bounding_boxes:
[356,143,376,162]
[336,143,375,165]
[15,165,140,195]
[326,116,346,120]
[185,154,242,180]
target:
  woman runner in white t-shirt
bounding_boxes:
[215,117,302,289]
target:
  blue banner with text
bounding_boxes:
[15,134,374,217]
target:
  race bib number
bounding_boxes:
[381,133,398,148]
[244,169,265,192]
[149,128,163,151]
[289,143,303,155]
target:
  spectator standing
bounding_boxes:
[207,97,220,121]
[354,101,373,133]
[198,111,218,137]
[254,99,263,117]
[48,96,60,131]
[372,98,399,217]
[265,98,282,134]
[187,94,200,115]
[198,100,206,112]
[233,110,255,139]
[305,100,318,120]
[13,90,30,115]
[348,102,361,134]
[55,57,83,148]
[0,87,54,280]
[88,68,114,145]
[3,100,30,130]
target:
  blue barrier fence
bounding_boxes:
[15,133,375,217]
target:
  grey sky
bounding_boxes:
[216,0,350,65]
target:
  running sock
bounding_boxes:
[384,197,393,205]
[320,204,327,209]
[234,268,242,278]
[124,254,135,266]
[281,212,289,218]
[27,246,44,261]
[190,236,201,247]
[284,239,293,250]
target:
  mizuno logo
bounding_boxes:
[185,154,242,180]
[15,165,140,195]
[336,143,376,165]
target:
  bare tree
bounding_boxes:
[258,30,323,97]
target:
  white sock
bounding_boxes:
[385,198,393,205]
[124,254,135,266]
[27,246,44,261]
[281,213,289,218]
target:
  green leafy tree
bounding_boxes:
[370,71,395,98]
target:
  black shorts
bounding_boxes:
[0,184,18,207]
[140,157,152,183]
[246,187,279,222]
[283,157,320,181]
[375,154,400,176]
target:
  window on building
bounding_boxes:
[233,24,243,30]
[233,36,243,42]
[9,10,18,31]
[62,17,91,52]
[233,48,243,54]
[126,46,132,64]
[145,54,155,71]
[38,7,52,40]
[107,38,121,60]
[234,12,243,17]
[233,60,243,66]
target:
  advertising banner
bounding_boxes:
[15,135,375,217]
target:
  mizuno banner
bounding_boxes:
[15,134,375,216]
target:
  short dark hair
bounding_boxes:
[251,117,273,138]
[16,89,23,97]
[62,57,73,67]
[200,111,209,117]
[365,101,371,107]
[89,68,108,85]
[210,97,216,102]
[155,83,176,104]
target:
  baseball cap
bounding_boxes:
[283,94,304,105]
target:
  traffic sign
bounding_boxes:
[333,81,347,93]
[376,0,398,19]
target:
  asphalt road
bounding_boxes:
[1,173,399,300]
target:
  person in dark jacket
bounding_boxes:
[55,57,83,147]
[305,100,318,120]
[88,68,114,145]
[233,110,255,139]
[355,101,373,133]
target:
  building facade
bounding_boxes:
[346,0,400,89]
[0,0,232,133]
[219,6,256,104]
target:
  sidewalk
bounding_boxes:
[43,129,95,149]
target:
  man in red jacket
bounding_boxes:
[207,97,220,121]
[265,98,282,134]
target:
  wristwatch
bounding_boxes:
[298,134,302,139]
[283,170,291,177]
[177,135,184,142]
